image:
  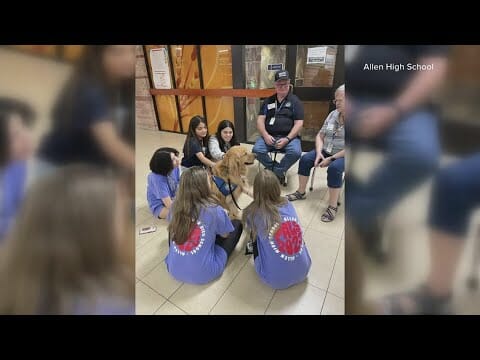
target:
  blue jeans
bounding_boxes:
[298,149,345,188]
[347,99,440,231]
[428,153,480,238]
[252,136,302,177]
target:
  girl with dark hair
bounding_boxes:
[36,45,135,175]
[181,115,216,169]
[208,119,240,161]
[147,147,180,219]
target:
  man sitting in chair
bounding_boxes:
[287,84,345,222]
[252,70,304,185]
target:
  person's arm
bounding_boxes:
[286,120,304,140]
[216,207,235,239]
[257,99,275,146]
[320,149,346,167]
[331,149,345,160]
[208,136,224,161]
[393,56,448,113]
[276,120,304,150]
[196,152,216,168]
[257,115,275,146]
[314,130,326,167]
[91,121,135,171]
[356,55,448,139]
[161,196,173,210]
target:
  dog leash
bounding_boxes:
[228,179,243,211]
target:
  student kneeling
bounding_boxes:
[243,169,312,289]
[165,166,243,284]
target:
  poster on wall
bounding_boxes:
[307,46,327,64]
[150,48,172,89]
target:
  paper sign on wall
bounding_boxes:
[150,48,172,89]
[307,46,327,64]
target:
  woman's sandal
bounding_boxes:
[321,205,338,222]
[286,191,306,201]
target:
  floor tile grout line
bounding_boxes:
[325,232,343,294]
[137,257,165,281]
[166,282,184,301]
[321,235,344,314]
[208,257,250,315]
[156,299,190,315]
[327,292,344,300]
[264,289,277,315]
[137,279,168,314]
[307,281,328,292]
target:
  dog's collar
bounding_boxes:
[212,175,237,196]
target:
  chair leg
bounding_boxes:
[309,167,316,191]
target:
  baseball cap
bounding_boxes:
[274,70,290,82]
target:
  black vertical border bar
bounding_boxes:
[232,45,246,143]
[196,45,208,127]
[143,45,162,131]
[286,45,297,94]
[332,45,345,110]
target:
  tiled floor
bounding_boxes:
[135,128,345,315]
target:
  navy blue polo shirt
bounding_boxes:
[259,93,304,137]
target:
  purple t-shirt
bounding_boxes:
[165,205,234,284]
[0,161,27,242]
[146,167,180,218]
[252,201,311,289]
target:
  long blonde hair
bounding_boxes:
[0,164,132,314]
[168,166,218,245]
[242,170,287,241]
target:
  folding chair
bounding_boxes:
[257,150,287,186]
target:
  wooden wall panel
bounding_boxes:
[170,45,204,133]
[200,45,234,134]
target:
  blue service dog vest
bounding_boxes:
[212,175,237,196]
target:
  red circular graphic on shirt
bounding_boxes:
[274,221,302,255]
[177,225,201,252]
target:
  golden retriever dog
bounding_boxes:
[210,146,255,219]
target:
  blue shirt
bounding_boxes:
[165,205,234,284]
[38,80,120,166]
[252,201,311,289]
[147,167,180,217]
[181,137,209,168]
[0,161,27,241]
